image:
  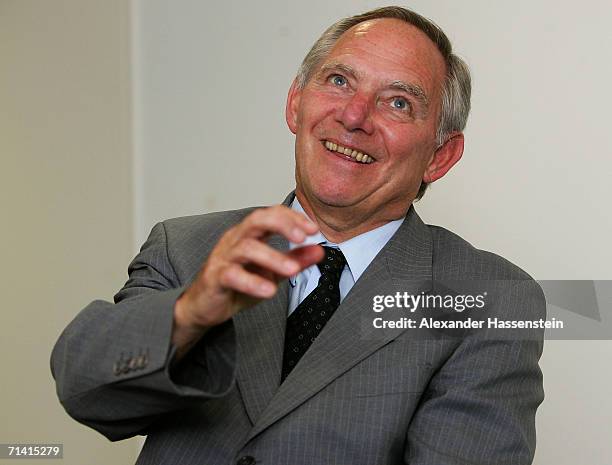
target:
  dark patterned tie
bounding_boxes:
[281,246,347,382]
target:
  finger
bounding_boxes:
[240,206,318,243]
[269,205,318,233]
[218,264,277,299]
[231,239,302,277]
[293,210,319,235]
[287,244,325,271]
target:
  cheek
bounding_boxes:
[380,125,435,162]
[301,91,346,123]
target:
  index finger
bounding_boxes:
[239,205,318,243]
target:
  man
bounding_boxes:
[51,6,545,465]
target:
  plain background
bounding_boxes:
[2,0,611,463]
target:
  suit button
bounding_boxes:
[136,354,146,369]
[236,456,256,465]
[113,362,122,376]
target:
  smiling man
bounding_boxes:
[288,17,463,243]
[52,6,545,465]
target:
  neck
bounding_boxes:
[294,190,409,243]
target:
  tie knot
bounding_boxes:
[317,246,346,277]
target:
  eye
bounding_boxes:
[391,97,410,112]
[330,74,348,87]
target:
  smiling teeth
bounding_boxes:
[324,141,373,164]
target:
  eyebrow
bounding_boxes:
[389,80,429,112]
[318,62,359,80]
[318,61,430,113]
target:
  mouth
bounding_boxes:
[322,140,375,164]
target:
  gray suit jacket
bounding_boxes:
[51,194,545,465]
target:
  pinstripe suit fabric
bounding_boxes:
[51,195,545,464]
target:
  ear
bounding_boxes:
[285,78,302,134]
[423,132,464,183]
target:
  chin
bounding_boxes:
[308,184,365,209]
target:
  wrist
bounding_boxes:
[172,295,209,360]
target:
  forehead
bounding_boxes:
[321,18,446,98]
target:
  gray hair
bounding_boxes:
[295,6,471,200]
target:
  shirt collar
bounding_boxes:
[289,197,404,283]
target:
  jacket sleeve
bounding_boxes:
[50,222,236,441]
[404,279,546,465]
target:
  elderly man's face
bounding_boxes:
[287,18,462,227]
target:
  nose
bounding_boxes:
[336,93,374,134]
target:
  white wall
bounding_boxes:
[3,1,609,463]
[1,1,139,463]
[134,1,612,464]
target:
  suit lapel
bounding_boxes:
[243,205,433,443]
[233,193,296,424]
[234,233,289,424]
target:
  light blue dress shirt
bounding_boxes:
[287,198,404,316]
